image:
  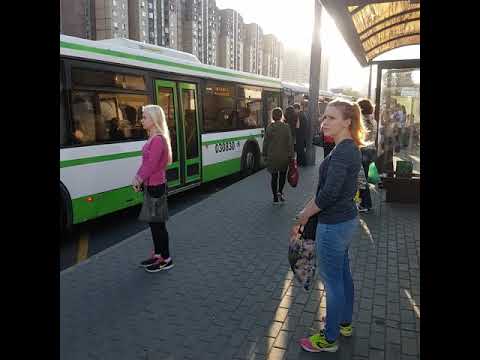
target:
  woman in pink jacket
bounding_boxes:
[133,105,174,272]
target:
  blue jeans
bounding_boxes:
[316,217,359,341]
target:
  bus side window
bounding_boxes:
[115,94,148,140]
[71,92,148,145]
[238,86,262,129]
[98,97,119,142]
[238,99,262,129]
[71,92,96,145]
[69,67,148,145]
[265,92,280,126]
[98,93,148,142]
[60,78,67,146]
[203,82,236,132]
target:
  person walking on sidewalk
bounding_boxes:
[292,99,364,353]
[357,98,377,213]
[293,103,308,166]
[263,107,294,204]
[133,105,174,273]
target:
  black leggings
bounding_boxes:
[271,171,287,197]
[149,222,170,259]
[147,183,170,259]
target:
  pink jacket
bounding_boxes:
[136,135,169,186]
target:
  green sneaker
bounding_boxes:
[299,331,338,353]
[340,323,353,337]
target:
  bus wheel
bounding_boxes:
[60,202,65,243]
[60,200,71,243]
[242,144,258,176]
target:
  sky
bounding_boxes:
[216,0,419,93]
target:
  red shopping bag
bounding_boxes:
[288,159,299,187]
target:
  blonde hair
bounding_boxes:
[328,98,370,147]
[143,105,173,164]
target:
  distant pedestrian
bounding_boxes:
[292,99,364,353]
[284,105,297,144]
[392,104,402,153]
[293,103,308,166]
[401,105,407,128]
[262,107,294,204]
[356,98,377,213]
[377,109,395,175]
[400,105,408,148]
[133,105,174,273]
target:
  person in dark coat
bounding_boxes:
[284,105,297,146]
[262,107,294,204]
[293,103,308,166]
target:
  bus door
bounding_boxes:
[178,82,201,184]
[155,80,201,189]
[155,80,181,188]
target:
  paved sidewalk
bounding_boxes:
[61,150,420,360]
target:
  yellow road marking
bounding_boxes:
[76,231,89,263]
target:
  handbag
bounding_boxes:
[287,158,299,187]
[288,214,318,291]
[368,162,380,184]
[138,186,169,223]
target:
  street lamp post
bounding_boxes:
[306,0,323,166]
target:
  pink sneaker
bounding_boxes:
[139,252,163,268]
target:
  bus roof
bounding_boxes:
[281,81,335,98]
[96,38,203,64]
[60,34,282,89]
[281,81,309,93]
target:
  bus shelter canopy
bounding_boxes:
[321,0,420,66]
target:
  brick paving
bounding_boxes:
[60,150,420,360]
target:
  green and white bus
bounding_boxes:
[61,35,308,234]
